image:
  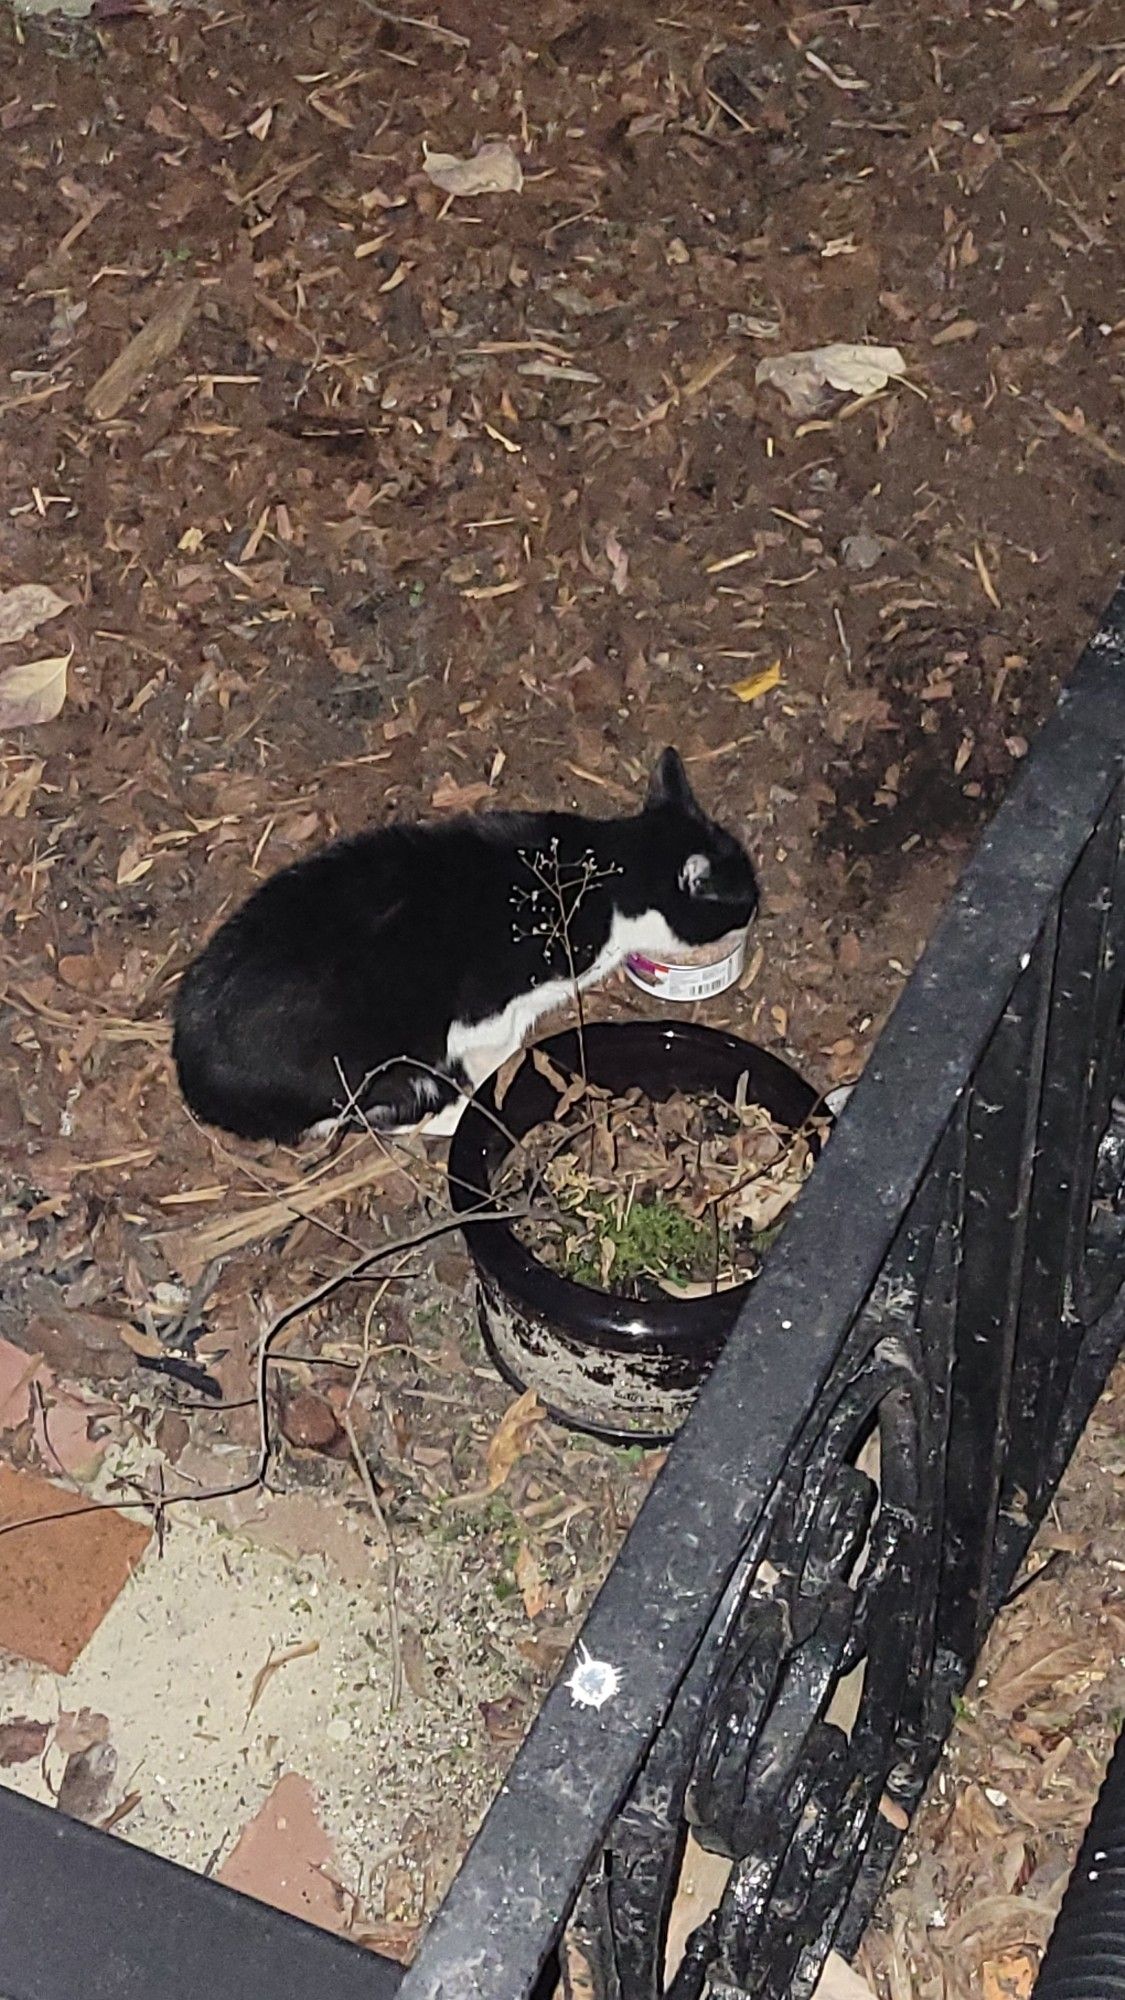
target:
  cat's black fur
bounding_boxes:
[172,748,759,1143]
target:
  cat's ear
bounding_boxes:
[646,747,702,816]
[679,852,712,895]
[681,850,761,912]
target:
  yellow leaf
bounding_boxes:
[485,1389,544,1493]
[0,647,72,729]
[730,661,781,704]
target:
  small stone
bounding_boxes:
[156,1409,191,1464]
[433,1248,468,1289]
[840,530,889,572]
[280,1389,344,1454]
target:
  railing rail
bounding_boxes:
[2,584,1123,2000]
[400,580,1125,2000]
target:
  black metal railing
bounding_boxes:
[398,581,1125,2000]
[1,584,1123,2000]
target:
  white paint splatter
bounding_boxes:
[565,1642,621,1711]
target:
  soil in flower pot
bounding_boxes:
[500,1049,824,1303]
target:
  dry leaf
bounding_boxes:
[531,1046,573,1094]
[554,1074,591,1120]
[0,1716,50,1767]
[982,1637,1092,1718]
[111,1320,165,1360]
[116,838,154,886]
[485,1388,545,1493]
[756,343,907,416]
[245,1638,320,1721]
[604,529,629,594]
[0,583,69,647]
[58,1740,118,1825]
[812,1953,880,2000]
[493,1051,523,1110]
[730,661,782,703]
[1044,401,1125,468]
[0,647,72,729]
[479,1692,525,1743]
[431,775,494,811]
[515,1540,548,1619]
[982,1951,1036,2000]
[100,1790,142,1834]
[0,757,44,818]
[54,1708,110,1757]
[422,141,523,197]
[85,281,199,422]
[931,318,979,346]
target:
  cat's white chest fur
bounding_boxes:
[421,906,684,1137]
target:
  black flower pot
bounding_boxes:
[447,1020,823,1444]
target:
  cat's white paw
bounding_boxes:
[416,1096,468,1140]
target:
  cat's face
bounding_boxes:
[643,748,760,946]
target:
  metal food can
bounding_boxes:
[624,927,747,1003]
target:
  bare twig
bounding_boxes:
[519,840,620,1166]
[166,1152,403,1270]
[0,1200,543,1543]
[357,0,470,46]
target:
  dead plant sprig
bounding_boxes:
[518,840,619,1087]
[515,841,621,1167]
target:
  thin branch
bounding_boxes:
[0,1200,544,1543]
[357,0,470,47]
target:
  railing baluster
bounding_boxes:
[936,927,1056,1667]
[1004,790,1125,1540]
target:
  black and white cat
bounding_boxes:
[172,747,759,1143]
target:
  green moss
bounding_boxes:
[559,1192,705,1290]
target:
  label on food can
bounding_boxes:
[625,930,747,1003]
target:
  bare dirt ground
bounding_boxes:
[0,0,1122,1991]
